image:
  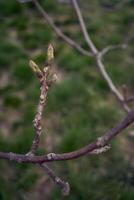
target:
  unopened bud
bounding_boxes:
[29,60,38,72]
[47,44,54,61]
[29,60,42,74]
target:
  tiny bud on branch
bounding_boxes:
[47,44,54,61]
[90,145,111,154]
[29,60,42,74]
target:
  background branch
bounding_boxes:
[71,0,130,112]
[32,0,92,57]
[40,163,70,196]
[71,0,98,54]
[99,44,127,59]
[124,97,134,103]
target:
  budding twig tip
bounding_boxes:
[29,60,42,75]
[47,43,54,61]
[29,60,38,72]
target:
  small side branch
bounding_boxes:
[95,57,130,112]
[124,97,134,103]
[40,163,70,196]
[99,44,127,59]
[17,0,92,57]
[71,0,130,112]
[122,85,134,104]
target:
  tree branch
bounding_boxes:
[71,0,130,112]
[34,0,93,56]
[71,0,98,55]
[27,44,54,155]
[40,163,70,196]
[0,109,133,163]
[99,44,127,59]
[124,97,134,103]
[18,0,92,57]
[27,44,68,194]
[95,56,130,112]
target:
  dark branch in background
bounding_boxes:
[33,0,92,57]
[71,0,98,54]
[108,0,132,11]
[99,44,127,59]
[125,97,134,103]
[17,0,33,2]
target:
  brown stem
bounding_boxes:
[28,67,49,155]
[0,109,133,163]
[40,163,70,196]
[28,45,69,194]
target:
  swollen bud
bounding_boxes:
[47,44,54,61]
[29,60,38,72]
[29,60,42,74]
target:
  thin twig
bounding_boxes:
[99,44,127,59]
[27,58,50,155]
[27,44,56,155]
[96,57,130,112]
[124,97,134,103]
[71,0,98,55]
[71,0,130,112]
[27,45,69,194]
[122,84,128,101]
[40,163,70,196]
[18,0,92,57]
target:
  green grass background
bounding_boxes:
[0,0,134,199]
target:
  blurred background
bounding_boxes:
[0,0,134,199]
